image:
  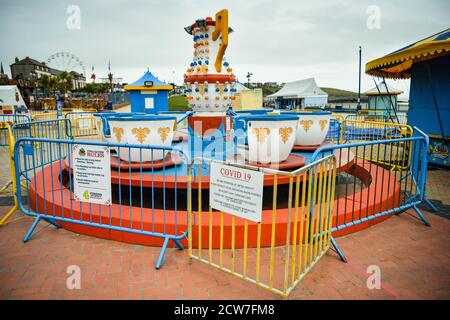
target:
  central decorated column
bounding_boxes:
[184,9,237,139]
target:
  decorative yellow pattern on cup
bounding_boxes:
[299,120,314,132]
[279,127,293,144]
[131,127,150,144]
[113,127,124,142]
[158,127,171,143]
[252,128,271,143]
[319,119,328,132]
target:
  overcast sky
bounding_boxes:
[0,0,448,95]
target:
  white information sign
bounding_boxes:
[209,162,264,222]
[72,144,112,205]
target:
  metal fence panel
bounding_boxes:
[65,111,100,138]
[188,155,337,297]
[312,127,430,232]
[0,114,31,146]
[14,138,189,269]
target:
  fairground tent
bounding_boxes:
[0,85,27,114]
[266,78,328,109]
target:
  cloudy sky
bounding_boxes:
[0,0,448,95]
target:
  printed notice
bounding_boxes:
[209,162,264,222]
[72,144,111,205]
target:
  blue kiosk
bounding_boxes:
[366,28,450,168]
[124,70,173,114]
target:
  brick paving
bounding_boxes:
[0,147,449,300]
[423,168,450,219]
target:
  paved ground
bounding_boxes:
[0,145,449,300]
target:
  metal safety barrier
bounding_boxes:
[0,123,20,225]
[0,114,31,146]
[187,155,337,298]
[29,110,60,122]
[325,118,342,143]
[0,114,32,224]
[0,119,74,225]
[311,127,431,262]
[14,138,189,269]
[65,111,100,138]
[13,119,73,174]
[345,113,387,123]
[340,120,413,171]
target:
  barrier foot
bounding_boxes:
[23,217,41,242]
[0,205,18,226]
[172,238,184,250]
[413,205,431,226]
[0,180,12,194]
[330,236,347,263]
[423,196,439,212]
[155,237,170,270]
[43,217,61,228]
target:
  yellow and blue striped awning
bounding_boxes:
[366,28,450,79]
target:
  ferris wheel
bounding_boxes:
[46,52,86,76]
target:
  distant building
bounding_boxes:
[266,78,328,109]
[263,82,278,87]
[10,56,85,90]
[10,56,51,81]
[70,71,86,90]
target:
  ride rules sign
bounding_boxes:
[209,162,264,222]
[72,144,112,205]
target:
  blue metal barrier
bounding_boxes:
[325,118,341,143]
[12,119,73,179]
[311,126,431,262]
[14,137,189,269]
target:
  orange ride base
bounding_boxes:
[29,159,400,248]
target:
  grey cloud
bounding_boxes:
[0,0,448,92]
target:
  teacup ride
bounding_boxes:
[232,114,307,170]
[29,9,388,253]
[281,111,332,151]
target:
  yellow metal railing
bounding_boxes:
[340,119,413,171]
[28,109,100,139]
[0,123,19,225]
[67,114,100,138]
[188,155,337,298]
[29,108,98,122]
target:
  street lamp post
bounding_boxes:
[357,46,362,110]
[246,72,253,88]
